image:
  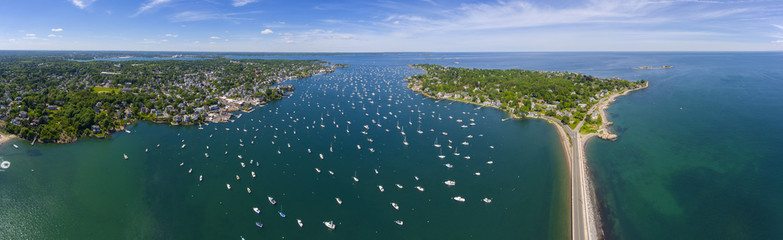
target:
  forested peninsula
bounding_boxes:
[405,64,646,132]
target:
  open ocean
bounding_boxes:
[1,52,781,239]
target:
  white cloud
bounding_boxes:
[8,39,16,42]
[48,34,57,37]
[773,24,783,31]
[232,0,258,7]
[261,29,274,34]
[169,11,254,22]
[165,33,178,37]
[51,28,63,32]
[23,34,42,40]
[70,0,95,9]
[133,0,172,17]
[210,36,220,39]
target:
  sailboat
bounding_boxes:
[438,149,446,159]
[434,137,441,148]
[278,205,286,218]
[403,135,408,146]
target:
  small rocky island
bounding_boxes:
[633,65,673,70]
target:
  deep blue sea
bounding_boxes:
[1,52,782,239]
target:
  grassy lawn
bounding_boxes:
[93,86,120,94]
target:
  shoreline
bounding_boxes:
[407,78,648,240]
[0,134,18,146]
[575,81,648,239]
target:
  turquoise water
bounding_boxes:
[2,52,781,239]
[0,53,570,239]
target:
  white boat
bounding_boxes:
[395,220,404,226]
[335,197,342,205]
[123,154,128,160]
[444,163,453,168]
[444,180,456,186]
[247,187,252,194]
[199,175,203,182]
[395,184,403,189]
[252,171,256,178]
[464,156,471,160]
[297,219,303,228]
[323,221,336,230]
[462,141,469,146]
[204,153,209,158]
[438,149,446,159]
[236,175,240,180]
[474,172,481,176]
[188,168,192,173]
[226,184,231,190]
[453,147,460,156]
[253,207,260,214]
[433,137,441,148]
[240,162,245,167]
[13,144,18,149]
[453,196,466,202]
[391,202,399,210]
[415,186,424,192]
[0,161,10,169]
[125,129,131,133]
[378,185,384,192]
[181,144,186,149]
[319,153,324,160]
[268,196,276,205]
[374,169,379,174]
[315,168,321,173]
[487,161,494,165]
[328,170,334,175]
[238,155,243,160]
[483,198,492,203]
[357,145,361,150]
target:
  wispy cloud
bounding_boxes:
[70,0,95,9]
[23,33,43,40]
[232,0,258,7]
[773,24,783,31]
[133,0,173,17]
[51,28,63,32]
[210,36,220,39]
[165,33,178,37]
[261,29,274,34]
[169,11,256,22]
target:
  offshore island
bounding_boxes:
[405,64,648,240]
[0,53,344,144]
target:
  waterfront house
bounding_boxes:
[91,125,101,134]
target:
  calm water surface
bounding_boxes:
[1,52,781,239]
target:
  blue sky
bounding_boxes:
[1,0,782,52]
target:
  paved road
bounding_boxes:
[542,116,590,240]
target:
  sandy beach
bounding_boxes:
[407,80,648,240]
[0,134,17,146]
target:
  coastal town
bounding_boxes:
[0,54,342,143]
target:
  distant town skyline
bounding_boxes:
[1,0,782,52]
